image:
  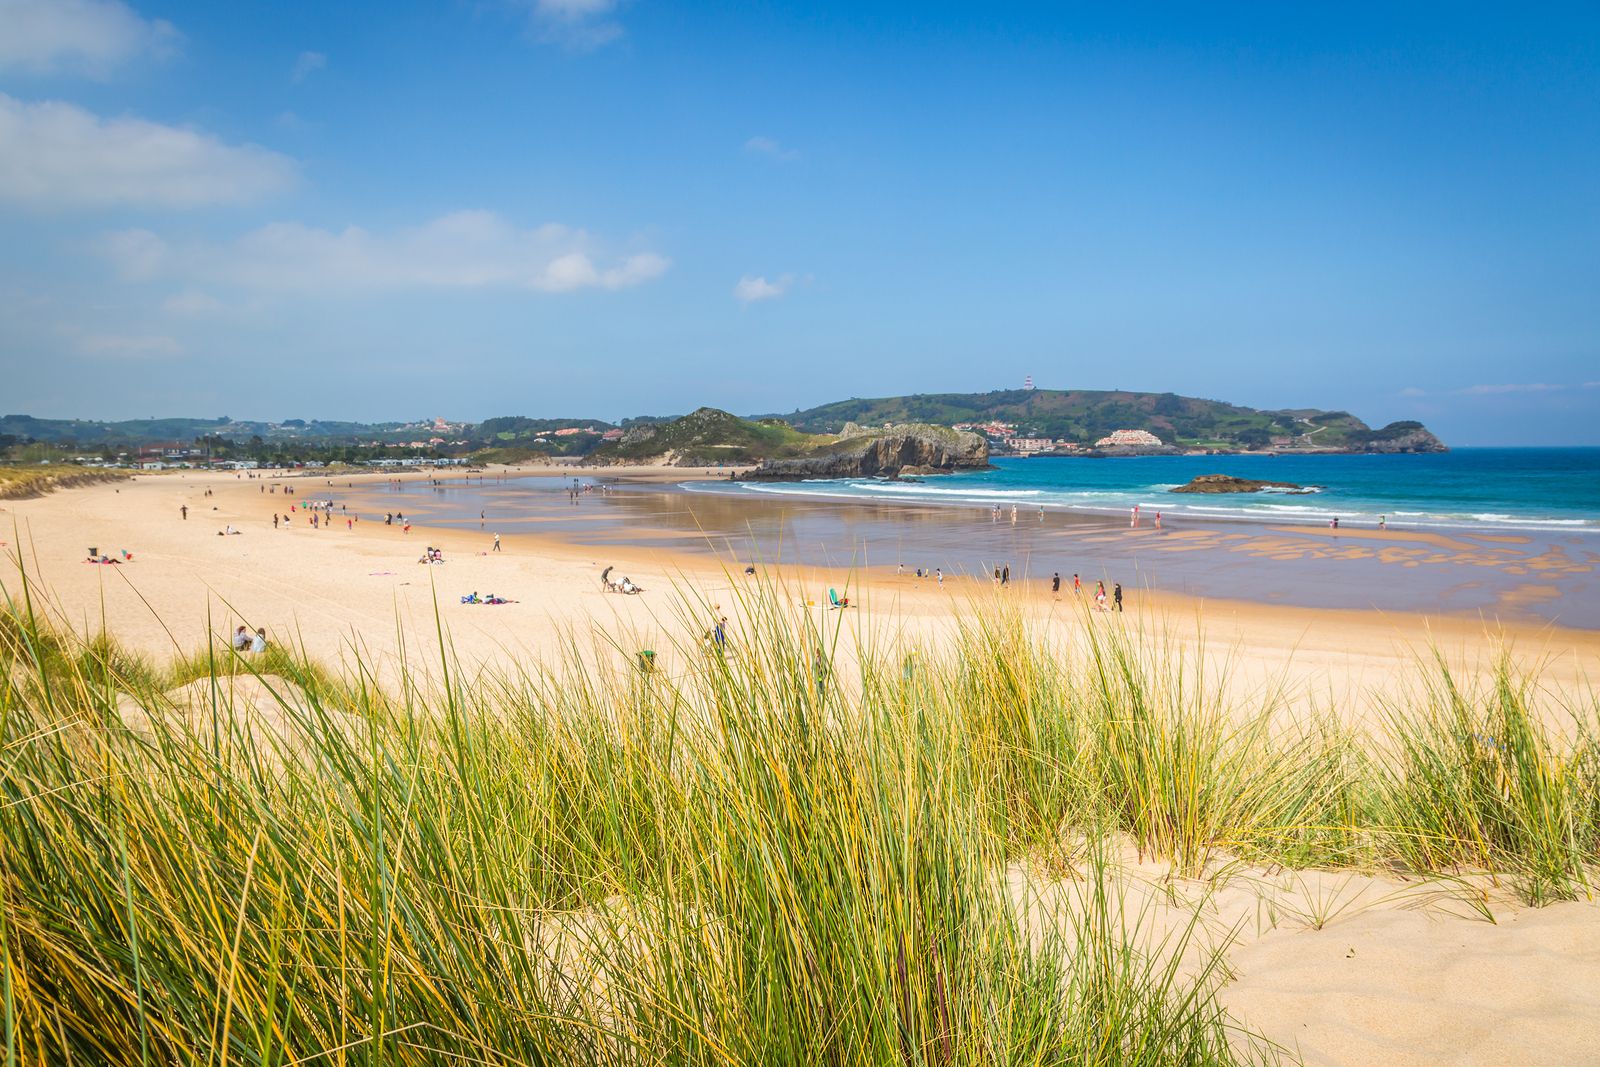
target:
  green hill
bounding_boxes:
[585,408,822,466]
[763,390,1444,452]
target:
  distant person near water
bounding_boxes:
[493,533,501,552]
[1051,572,1061,598]
[1114,583,1123,612]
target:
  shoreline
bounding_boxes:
[337,466,1600,631]
[3,466,1598,718]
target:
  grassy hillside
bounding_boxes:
[586,407,822,465]
[766,390,1435,450]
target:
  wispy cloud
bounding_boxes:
[161,289,224,317]
[76,332,182,358]
[744,135,799,161]
[0,93,297,209]
[1397,386,1427,398]
[0,0,179,77]
[1457,382,1566,396]
[290,50,326,83]
[734,273,794,304]
[102,211,670,294]
[520,0,624,50]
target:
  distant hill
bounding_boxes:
[762,390,1445,453]
[584,407,817,466]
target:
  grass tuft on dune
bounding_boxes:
[0,566,1595,1063]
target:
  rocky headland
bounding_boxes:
[737,423,989,481]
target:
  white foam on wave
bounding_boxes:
[682,478,1596,535]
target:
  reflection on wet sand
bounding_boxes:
[347,475,1600,628]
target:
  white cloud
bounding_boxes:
[290,50,326,83]
[734,273,794,304]
[1397,386,1427,397]
[744,135,799,161]
[0,0,179,77]
[0,94,298,209]
[76,332,181,357]
[102,211,670,294]
[521,0,624,50]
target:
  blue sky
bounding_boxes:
[1,0,1596,444]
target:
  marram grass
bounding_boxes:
[0,568,1596,1064]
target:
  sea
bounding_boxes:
[692,448,1600,535]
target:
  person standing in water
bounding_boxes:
[1379,515,1387,531]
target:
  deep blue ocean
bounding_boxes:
[697,448,1600,534]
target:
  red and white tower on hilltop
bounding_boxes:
[1023,375,1035,391]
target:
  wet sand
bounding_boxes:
[345,471,1600,629]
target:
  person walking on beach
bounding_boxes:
[1011,504,1018,524]
[1155,511,1162,530]
[180,505,187,520]
[273,513,278,528]
[1073,573,1081,594]
[1113,583,1123,612]
[1379,515,1387,531]
[1051,572,1061,598]
[936,568,943,585]
[1131,504,1140,527]
[1094,581,1107,611]
[493,532,501,553]
[1002,565,1010,585]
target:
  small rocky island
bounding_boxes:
[1170,474,1318,494]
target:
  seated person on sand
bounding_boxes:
[232,626,250,651]
[250,628,267,653]
[618,576,642,594]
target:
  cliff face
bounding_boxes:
[737,424,989,481]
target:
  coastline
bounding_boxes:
[4,465,1597,712]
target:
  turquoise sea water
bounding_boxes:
[698,448,1600,534]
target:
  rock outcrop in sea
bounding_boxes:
[737,423,989,481]
[1171,474,1317,494]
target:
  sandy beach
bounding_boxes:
[5,469,1600,1066]
[5,466,1596,705]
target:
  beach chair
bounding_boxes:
[828,588,850,609]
